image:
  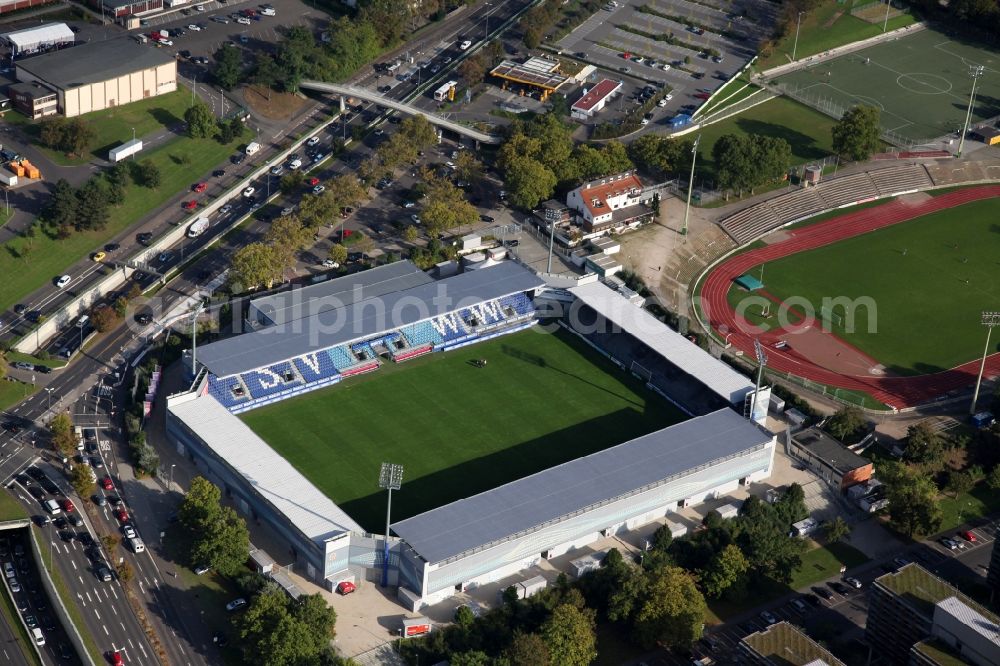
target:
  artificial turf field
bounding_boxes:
[736,196,1000,376]
[240,327,684,531]
[771,28,1000,142]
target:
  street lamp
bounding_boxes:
[957,65,985,158]
[484,2,494,40]
[882,0,892,31]
[169,464,176,493]
[681,135,701,237]
[378,462,404,587]
[44,387,53,411]
[970,312,1000,415]
[792,11,804,62]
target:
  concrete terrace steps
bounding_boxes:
[869,164,933,195]
[815,172,878,209]
[718,201,780,244]
[766,187,824,224]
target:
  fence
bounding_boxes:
[850,0,906,23]
[765,79,930,148]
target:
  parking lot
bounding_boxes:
[556,0,776,119]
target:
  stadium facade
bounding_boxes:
[165,260,774,609]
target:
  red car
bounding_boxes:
[694,92,711,100]
[192,182,208,193]
[111,650,124,666]
[308,177,320,186]
[336,581,356,595]
[960,530,977,542]
[182,200,198,210]
[60,499,75,512]
[102,476,114,491]
[116,509,129,523]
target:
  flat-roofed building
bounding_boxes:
[8,81,56,119]
[739,621,845,665]
[489,57,568,101]
[571,79,622,120]
[790,427,873,491]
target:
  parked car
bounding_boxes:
[960,530,977,542]
[336,581,356,595]
[811,586,833,601]
[55,275,72,289]
[844,576,863,589]
[759,610,778,625]
[226,598,247,611]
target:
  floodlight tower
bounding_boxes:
[751,338,768,422]
[681,135,700,237]
[958,65,985,158]
[379,462,404,587]
[970,312,1000,416]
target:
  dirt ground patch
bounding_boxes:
[242,84,309,120]
[822,10,843,28]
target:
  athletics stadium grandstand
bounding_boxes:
[166,260,774,610]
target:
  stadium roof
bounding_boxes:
[198,261,545,377]
[569,281,754,404]
[169,394,363,543]
[15,38,174,90]
[392,408,772,564]
[2,23,73,53]
[249,261,433,328]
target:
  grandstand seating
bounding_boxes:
[399,321,444,348]
[766,187,823,224]
[328,346,357,371]
[718,202,781,244]
[430,312,470,343]
[870,164,933,196]
[393,345,433,362]
[241,362,300,399]
[293,352,340,383]
[499,292,534,317]
[207,375,251,409]
[816,172,878,209]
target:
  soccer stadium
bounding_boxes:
[166,259,776,609]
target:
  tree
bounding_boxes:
[298,190,340,229]
[454,151,484,184]
[421,179,479,237]
[832,105,881,161]
[136,160,161,189]
[181,478,250,575]
[90,305,118,333]
[700,543,749,599]
[68,464,95,497]
[945,469,977,498]
[826,405,866,442]
[179,476,222,533]
[75,177,111,231]
[49,413,77,457]
[402,225,419,243]
[329,243,348,265]
[116,561,133,584]
[504,631,550,666]
[39,117,94,155]
[450,652,490,666]
[824,516,851,543]
[734,495,806,583]
[214,43,244,90]
[265,216,310,271]
[459,53,486,86]
[398,116,439,152]
[453,604,475,629]
[540,604,597,666]
[905,421,947,464]
[885,466,942,537]
[504,156,556,210]
[293,593,337,650]
[185,101,217,139]
[229,243,282,291]
[44,179,78,229]
[630,565,706,650]
[987,464,1000,490]
[238,587,334,666]
[252,51,283,89]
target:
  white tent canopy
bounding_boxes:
[3,23,74,55]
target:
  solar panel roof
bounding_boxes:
[391,408,771,564]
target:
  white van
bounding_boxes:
[245,141,261,156]
[31,627,44,646]
[128,537,145,553]
[43,499,61,515]
[260,6,275,15]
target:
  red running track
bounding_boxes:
[701,185,1000,409]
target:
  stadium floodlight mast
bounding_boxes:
[378,462,404,587]
[681,135,701,237]
[970,312,1000,416]
[751,338,768,422]
[958,65,985,158]
[792,11,805,61]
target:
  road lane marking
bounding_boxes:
[102,624,108,636]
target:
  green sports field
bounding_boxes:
[241,328,684,531]
[748,197,1000,375]
[771,28,1000,142]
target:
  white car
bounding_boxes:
[242,186,255,198]
[664,93,673,101]
[312,185,325,194]
[157,38,173,47]
[56,275,71,289]
[219,203,233,215]
[122,525,137,539]
[322,259,339,268]
[188,24,201,31]
[662,63,671,71]
[658,98,668,107]
[195,3,205,9]
[306,136,320,147]
[287,158,302,170]
[459,40,472,50]
[194,564,211,575]
[411,214,421,223]
[236,16,251,24]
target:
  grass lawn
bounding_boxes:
[937,484,1000,532]
[757,0,916,70]
[241,328,685,530]
[6,351,66,370]
[0,129,247,315]
[0,489,26,522]
[21,88,196,166]
[0,379,38,412]
[707,540,869,622]
[743,196,1000,374]
[696,96,836,180]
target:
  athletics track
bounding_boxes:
[700,185,1000,409]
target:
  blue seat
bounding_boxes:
[241,362,297,399]
[208,375,249,409]
[293,352,339,383]
[430,312,469,342]
[501,292,534,316]
[400,321,443,347]
[327,346,356,371]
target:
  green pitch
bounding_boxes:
[749,196,1000,375]
[241,327,684,531]
[770,28,1000,142]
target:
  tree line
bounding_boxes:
[402,485,811,664]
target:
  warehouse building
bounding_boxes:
[0,0,57,17]
[14,38,176,117]
[97,0,163,20]
[2,23,73,57]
